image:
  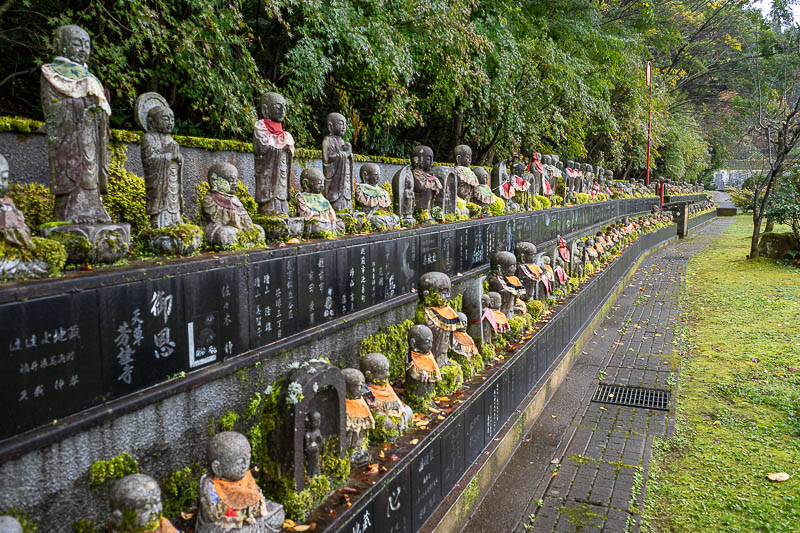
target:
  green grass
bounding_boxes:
[643,216,800,532]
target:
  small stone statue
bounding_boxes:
[361,352,412,431]
[110,474,178,533]
[304,411,323,478]
[342,368,374,466]
[570,239,585,279]
[452,312,478,360]
[551,248,568,291]
[418,272,460,367]
[514,242,542,301]
[411,145,442,214]
[0,155,33,249]
[197,431,284,533]
[406,324,442,400]
[471,167,495,208]
[534,254,552,299]
[295,168,344,236]
[322,112,354,211]
[355,163,399,230]
[453,145,479,201]
[41,24,112,224]
[510,161,531,209]
[491,160,516,210]
[0,516,22,533]
[137,93,184,228]
[391,167,417,227]
[486,291,510,334]
[201,162,265,249]
[488,251,526,318]
[254,92,294,217]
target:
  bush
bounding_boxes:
[7,183,55,228]
[729,188,754,212]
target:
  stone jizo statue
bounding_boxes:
[0,155,33,249]
[41,24,112,224]
[488,251,525,318]
[110,474,178,533]
[342,368,374,466]
[201,162,264,248]
[0,516,22,533]
[355,163,399,230]
[406,324,441,397]
[411,145,442,213]
[361,352,412,431]
[453,145,480,201]
[295,168,343,235]
[514,242,541,301]
[254,92,294,217]
[197,431,284,533]
[486,291,510,335]
[322,112,354,211]
[419,272,460,366]
[304,411,323,478]
[471,167,494,208]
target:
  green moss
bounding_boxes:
[159,464,203,523]
[218,226,266,251]
[0,236,67,276]
[461,477,481,518]
[435,364,463,396]
[0,116,44,133]
[71,519,97,533]
[381,181,394,199]
[48,230,94,264]
[480,342,496,363]
[88,452,139,488]
[466,202,483,218]
[404,379,435,412]
[370,412,405,443]
[534,195,551,209]
[508,315,527,336]
[0,508,37,533]
[7,182,55,228]
[138,223,203,254]
[488,195,505,216]
[358,320,414,381]
[209,410,240,436]
[451,351,484,381]
[104,143,149,236]
[527,299,545,321]
[421,289,446,308]
[575,192,590,204]
[449,293,463,313]
[555,177,566,198]
[414,209,430,223]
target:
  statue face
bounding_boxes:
[489,292,501,309]
[344,370,365,398]
[308,411,321,429]
[0,156,8,194]
[260,94,287,122]
[58,26,91,64]
[412,146,433,172]
[474,167,488,185]
[363,355,390,382]
[410,327,433,353]
[454,146,472,167]
[154,108,174,134]
[327,114,346,136]
[303,171,324,193]
[360,164,380,185]
[211,440,251,481]
[129,491,162,530]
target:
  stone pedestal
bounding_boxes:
[261,216,304,239]
[43,222,130,264]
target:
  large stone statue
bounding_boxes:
[361,352,412,431]
[488,251,526,318]
[322,112,354,211]
[197,431,284,533]
[254,92,294,217]
[110,474,178,533]
[355,163,399,230]
[342,368,374,466]
[137,93,183,228]
[471,167,495,209]
[418,272,460,367]
[201,162,265,249]
[295,168,344,236]
[41,24,111,224]
[411,145,442,214]
[405,324,442,403]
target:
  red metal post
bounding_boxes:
[646,61,652,187]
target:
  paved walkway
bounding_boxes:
[462,218,734,533]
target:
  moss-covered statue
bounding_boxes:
[453,145,479,203]
[491,161,517,212]
[0,516,22,533]
[361,352,412,436]
[418,272,460,367]
[410,145,442,217]
[471,167,494,210]
[485,291,509,338]
[514,242,541,301]
[110,474,178,533]
[296,168,344,237]
[355,163,399,230]
[391,164,416,227]
[197,431,285,533]
[452,311,478,360]
[201,162,265,249]
[254,92,294,217]
[322,112,354,211]
[570,239,585,279]
[488,251,526,319]
[509,161,531,210]
[0,154,66,279]
[342,368,374,466]
[405,324,442,402]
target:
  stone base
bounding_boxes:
[0,256,49,280]
[150,232,202,256]
[260,216,304,239]
[42,222,130,264]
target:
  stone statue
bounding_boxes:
[137,93,183,228]
[201,162,265,249]
[342,368,374,466]
[551,247,568,292]
[0,517,22,533]
[486,291,509,336]
[304,411,323,478]
[418,272,460,366]
[488,251,525,318]
[411,145,442,214]
[570,239,585,279]
[254,92,294,217]
[406,324,441,399]
[391,166,416,227]
[0,155,33,249]
[534,253,552,300]
[361,352,412,431]
[471,167,495,209]
[491,160,516,211]
[197,431,284,533]
[514,242,541,301]
[355,163,399,230]
[462,277,488,346]
[510,161,530,209]
[452,311,478,360]
[295,168,344,236]
[453,145,480,201]
[110,474,178,533]
[41,24,111,224]
[322,112,354,211]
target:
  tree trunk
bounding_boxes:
[765,219,774,232]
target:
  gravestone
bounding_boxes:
[249,255,298,348]
[411,439,442,530]
[374,468,411,533]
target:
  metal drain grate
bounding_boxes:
[592,384,670,411]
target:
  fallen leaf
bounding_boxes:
[437,415,445,421]
[767,472,790,482]
[600,406,608,411]
[181,511,195,520]
[389,454,400,461]
[550,458,560,464]
[435,397,450,402]
[364,464,380,476]
[736,496,749,502]
[283,519,296,529]
[286,238,301,244]
[379,450,385,458]
[410,439,419,445]
[428,407,440,414]
[713,421,721,426]
[551,415,557,418]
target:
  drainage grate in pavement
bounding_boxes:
[592,384,670,411]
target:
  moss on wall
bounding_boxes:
[358,320,414,381]
[7,183,55,228]
[88,452,140,488]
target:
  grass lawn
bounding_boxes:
[643,215,800,532]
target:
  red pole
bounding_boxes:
[646,65,652,187]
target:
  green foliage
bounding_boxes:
[88,453,139,488]
[1,509,36,533]
[209,410,240,436]
[7,183,55,228]
[370,413,404,443]
[449,293,463,313]
[138,223,203,255]
[0,236,67,276]
[435,364,464,397]
[104,144,149,236]
[159,464,203,523]
[534,195,551,209]
[404,380,435,413]
[466,202,483,218]
[527,300,545,321]
[47,231,93,265]
[358,320,414,381]
[765,170,800,245]
[488,195,506,216]
[479,342,496,363]
[71,519,97,533]
[414,209,430,224]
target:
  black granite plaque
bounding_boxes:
[470,224,487,268]
[455,225,472,273]
[542,212,553,243]
[411,439,442,530]
[438,229,456,275]
[484,379,502,442]
[374,466,412,533]
[395,236,419,296]
[99,277,184,398]
[297,250,337,330]
[537,326,549,379]
[339,500,375,533]
[419,232,440,275]
[511,352,528,408]
[369,240,386,304]
[500,369,512,422]
[0,291,102,439]
[440,414,465,489]
[464,397,485,466]
[250,256,298,348]
[485,220,499,257]
[182,266,244,368]
[515,216,532,245]
[527,337,539,388]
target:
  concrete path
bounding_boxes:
[462,218,734,533]
[710,190,735,209]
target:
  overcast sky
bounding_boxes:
[753,0,800,22]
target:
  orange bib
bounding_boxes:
[213,470,261,510]
[410,351,440,373]
[369,383,402,405]
[346,397,372,419]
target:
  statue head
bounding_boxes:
[473,166,489,185]
[566,160,574,169]
[306,411,321,431]
[342,368,366,399]
[511,161,525,176]
[409,324,433,354]
[542,255,551,266]
[556,160,564,170]
[300,167,325,194]
[491,251,517,276]
[53,25,91,64]
[110,474,162,532]
[0,154,8,195]
[585,164,594,173]
[488,291,502,310]
[360,163,381,186]
[146,105,174,135]
[259,92,287,122]
[605,170,614,180]
[411,145,434,172]
[208,431,251,481]
[481,293,491,310]
[419,271,451,302]
[457,312,468,329]
[361,352,390,383]
[514,242,537,264]
[207,162,238,195]
[453,145,472,167]
[326,112,346,137]
[0,517,22,533]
